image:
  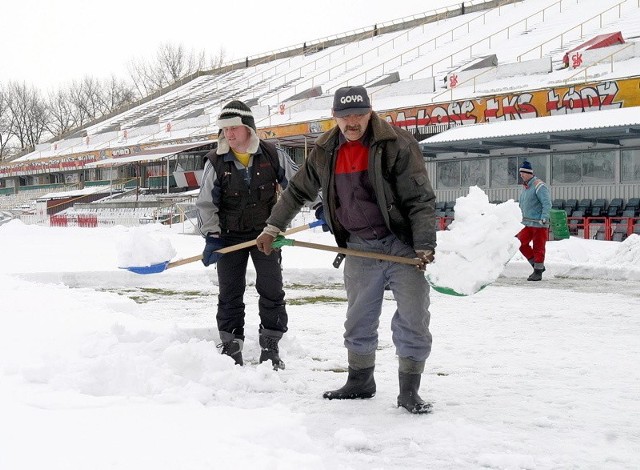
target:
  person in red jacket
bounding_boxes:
[256,86,437,414]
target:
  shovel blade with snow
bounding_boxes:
[271,236,487,296]
[426,278,488,296]
[122,221,324,274]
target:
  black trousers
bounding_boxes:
[216,238,287,339]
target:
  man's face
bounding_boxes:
[333,111,372,141]
[222,125,251,151]
[519,171,534,183]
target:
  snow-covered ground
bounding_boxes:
[1,214,639,469]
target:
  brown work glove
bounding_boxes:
[415,249,434,271]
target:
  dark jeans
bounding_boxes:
[216,237,287,340]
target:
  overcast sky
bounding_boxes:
[1,0,462,91]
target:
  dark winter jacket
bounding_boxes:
[266,113,437,251]
[196,142,298,236]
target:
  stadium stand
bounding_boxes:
[2,0,640,238]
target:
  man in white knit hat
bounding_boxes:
[196,100,299,370]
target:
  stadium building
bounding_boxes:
[1,0,639,238]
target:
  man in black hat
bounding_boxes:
[517,160,552,281]
[196,100,300,370]
[256,86,437,414]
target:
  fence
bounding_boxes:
[566,215,639,241]
[434,215,639,242]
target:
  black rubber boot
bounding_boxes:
[527,269,543,281]
[323,366,376,399]
[219,331,243,366]
[527,261,545,281]
[527,267,545,281]
[397,372,432,414]
[259,329,285,370]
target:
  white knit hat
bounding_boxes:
[216,100,260,154]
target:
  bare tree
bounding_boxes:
[0,43,224,154]
[46,76,136,139]
[99,75,137,114]
[6,82,48,151]
[68,76,104,125]
[46,88,75,138]
[0,85,17,161]
[128,43,225,98]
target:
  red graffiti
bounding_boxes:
[485,94,537,121]
[390,101,477,131]
[571,52,583,68]
[546,82,621,115]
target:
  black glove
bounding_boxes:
[314,205,331,232]
[202,236,226,266]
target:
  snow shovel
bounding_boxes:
[123,220,324,274]
[271,236,477,296]
[272,236,422,265]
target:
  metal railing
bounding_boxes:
[516,0,627,61]
[430,66,497,102]
[409,0,567,79]
[562,42,635,83]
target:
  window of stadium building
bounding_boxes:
[436,160,487,188]
[622,149,640,182]
[461,159,486,187]
[490,156,547,187]
[552,151,615,184]
[175,154,201,172]
[437,161,461,188]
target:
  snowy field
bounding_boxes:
[1,217,639,470]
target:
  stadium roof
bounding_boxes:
[420,106,640,155]
[85,141,213,168]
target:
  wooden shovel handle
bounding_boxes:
[287,240,421,266]
[166,222,318,270]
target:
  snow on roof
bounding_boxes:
[421,105,640,144]
[39,186,113,200]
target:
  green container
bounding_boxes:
[549,208,570,240]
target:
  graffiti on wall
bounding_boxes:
[258,120,334,141]
[0,152,100,177]
[2,78,639,178]
[252,78,639,141]
[380,78,636,133]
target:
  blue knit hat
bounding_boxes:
[519,161,534,174]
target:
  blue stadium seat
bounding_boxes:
[568,210,584,235]
[607,198,624,217]
[624,198,640,216]
[577,198,592,216]
[565,199,578,214]
[591,198,607,217]
[612,223,628,242]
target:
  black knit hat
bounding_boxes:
[217,100,256,132]
[216,100,260,155]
